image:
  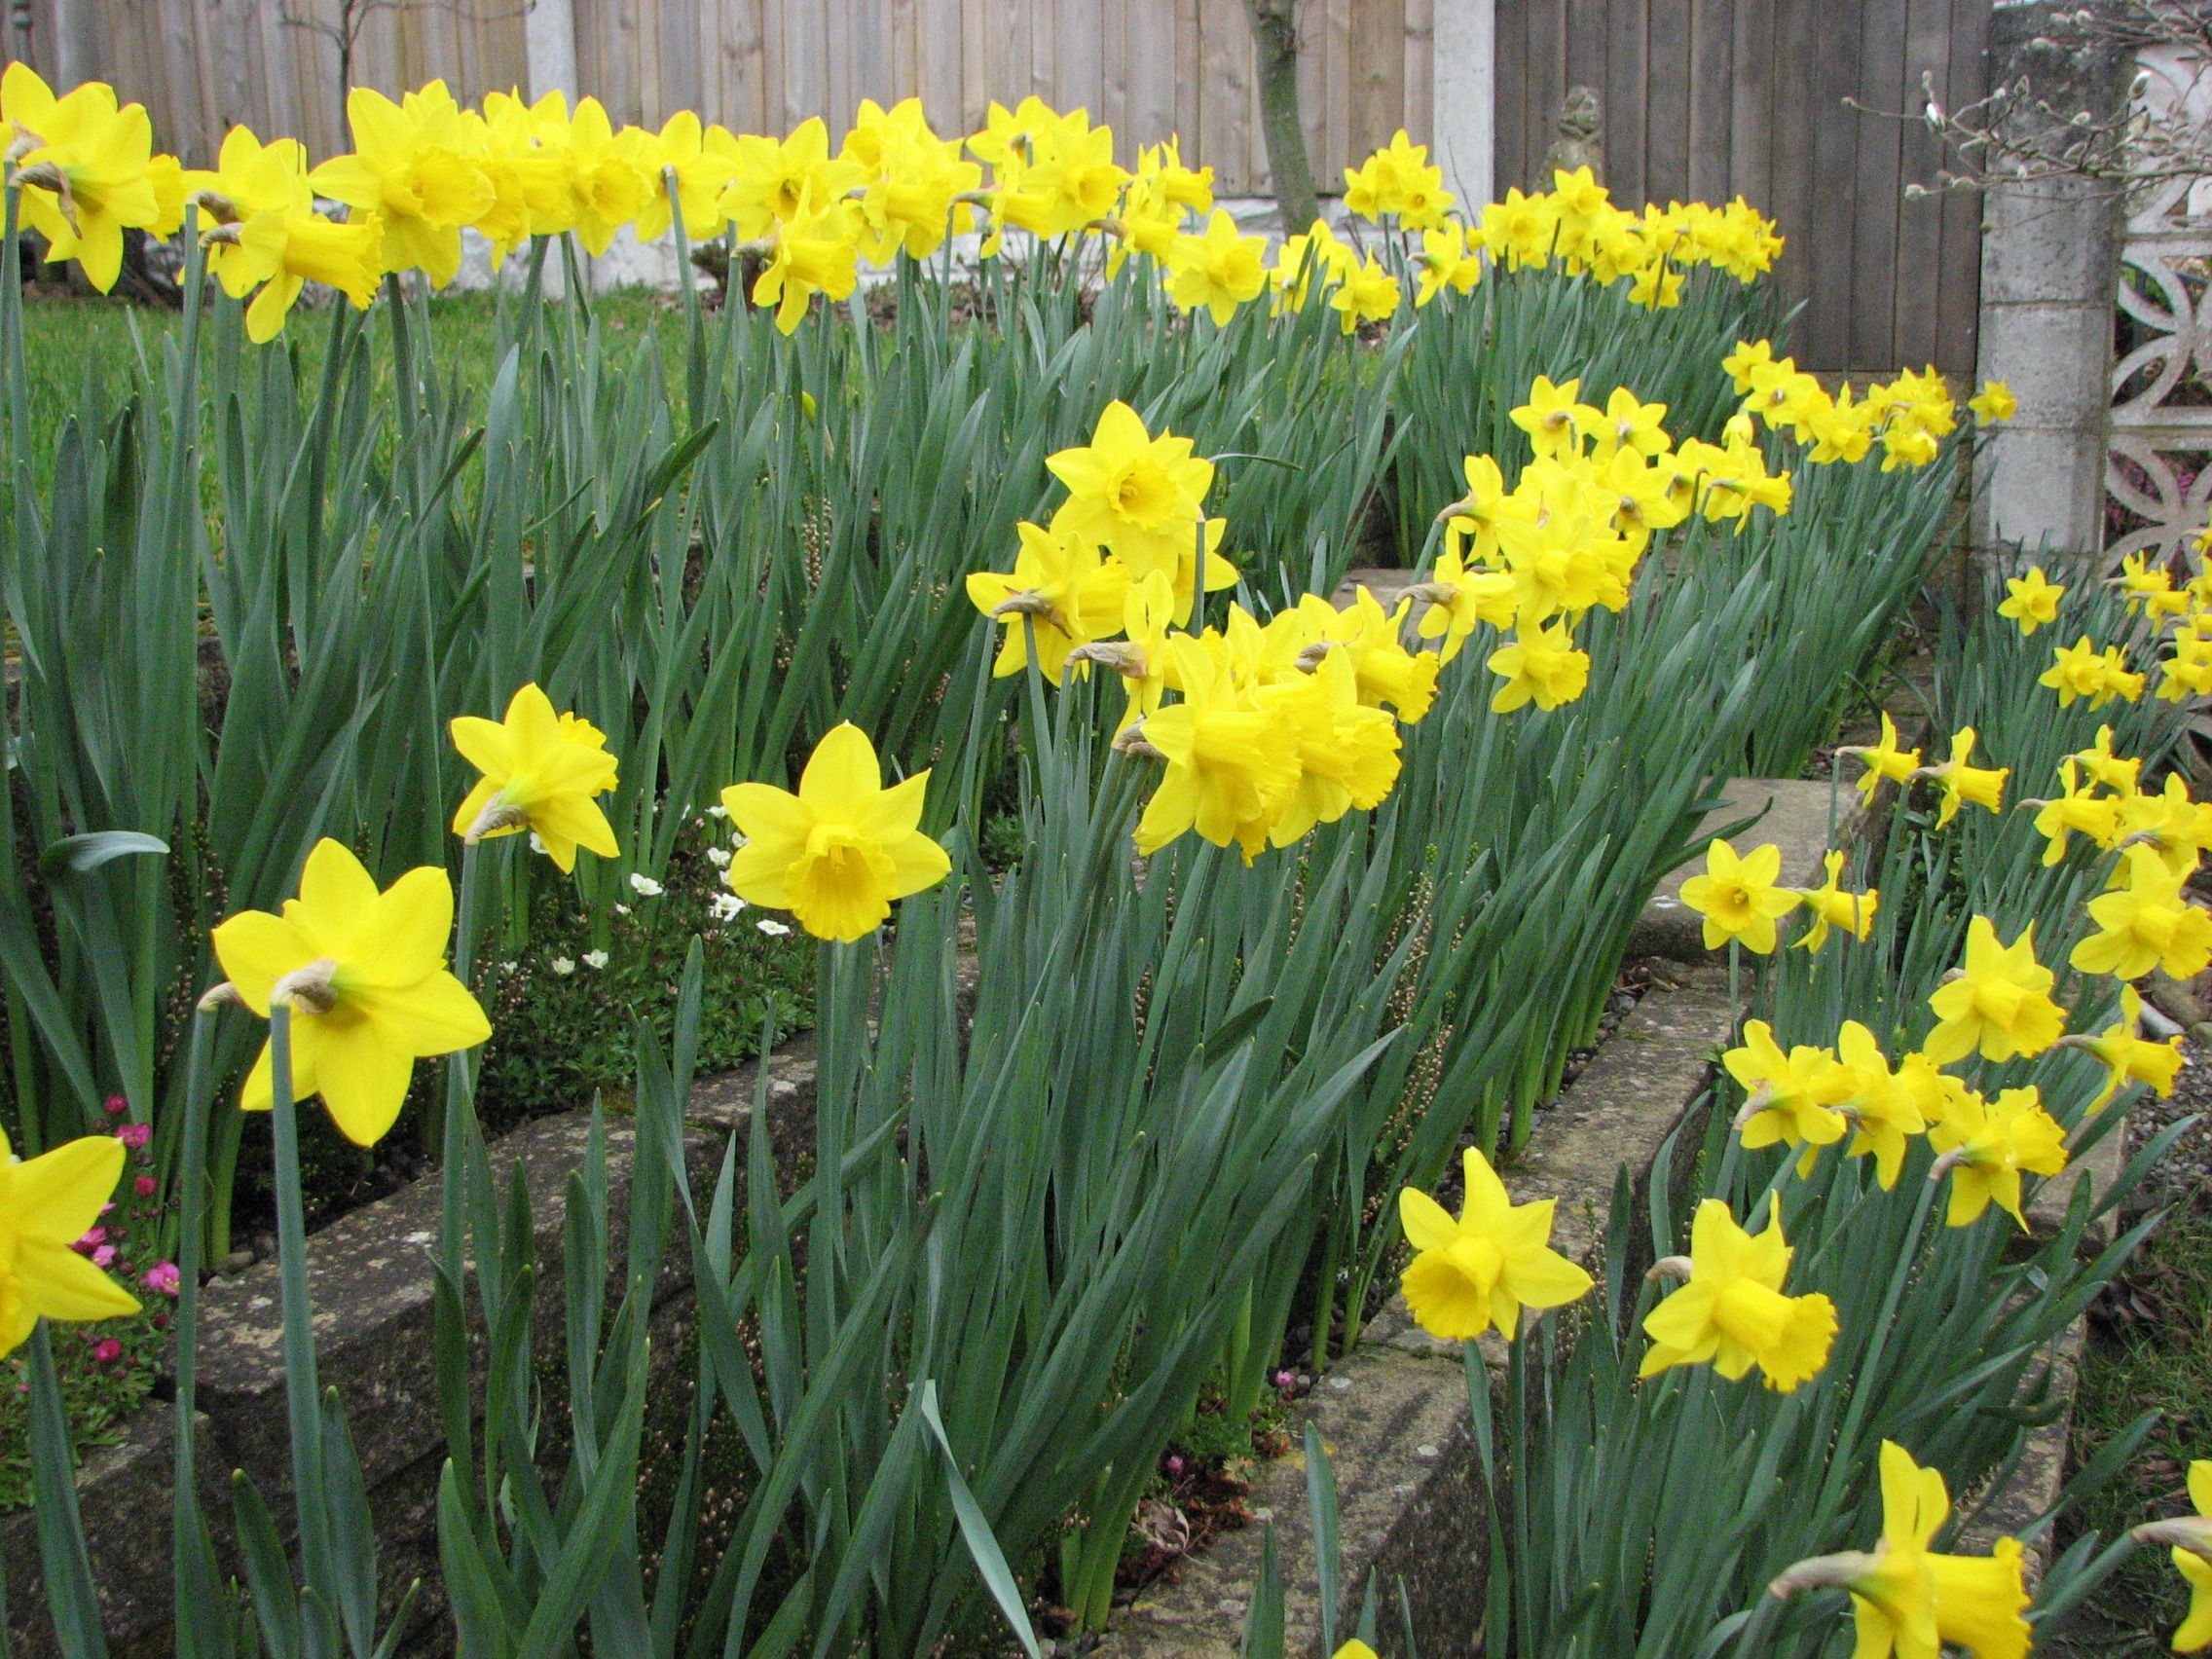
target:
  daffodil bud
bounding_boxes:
[270,957,342,1015]
[196,980,244,1014]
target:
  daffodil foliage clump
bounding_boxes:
[0,65,2013,1659]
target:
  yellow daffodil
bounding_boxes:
[2063,984,2185,1112]
[2071,842,2212,980]
[1510,375,1597,462]
[1410,547,1519,663]
[1163,209,1268,325]
[1398,1146,1593,1341]
[1791,849,1878,949]
[2117,773,2212,877]
[1344,129,1453,229]
[2041,634,2139,709]
[6,70,162,294]
[1771,1441,2032,1659]
[1414,221,1482,305]
[1839,713,1922,805]
[1968,380,2018,423]
[1829,1022,1935,1189]
[308,81,496,285]
[0,1124,138,1356]
[753,187,861,333]
[2132,1460,2212,1652]
[965,520,1132,681]
[1304,587,1442,721]
[1641,1198,1836,1392]
[720,722,950,943]
[2025,760,2123,866]
[1725,1018,1850,1169]
[1486,619,1590,714]
[450,683,621,873]
[1919,726,2008,828]
[2074,725,2142,794]
[1258,650,1403,847]
[1047,401,1214,585]
[719,117,865,240]
[1923,916,2064,1065]
[1679,840,1800,954]
[209,840,491,1146]
[1928,1084,2068,1229]
[1129,637,1300,864]
[1996,566,2063,636]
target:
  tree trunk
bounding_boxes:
[1243,0,1322,232]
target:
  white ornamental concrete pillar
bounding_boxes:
[1432,0,1495,217]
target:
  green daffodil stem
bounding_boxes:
[27,1322,108,1656]
[267,999,336,1593]
[437,838,489,1274]
[1722,1578,1796,1656]
[168,1014,229,1659]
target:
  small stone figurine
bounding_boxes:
[1541,85,1605,186]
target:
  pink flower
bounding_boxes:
[1164,1454,1186,1476]
[115,1123,151,1150]
[135,1175,156,1198]
[141,1261,180,1297]
[91,1339,122,1364]
[71,1226,107,1255]
[102,1094,127,1116]
[91,1245,116,1270]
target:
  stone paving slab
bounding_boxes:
[1107,964,1738,1657]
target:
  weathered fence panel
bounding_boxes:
[9,0,1438,199]
[1496,0,1991,376]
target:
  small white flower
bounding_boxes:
[629,872,664,898]
[498,960,518,974]
[582,948,609,970]
[709,892,747,922]
[613,903,632,916]
[730,831,750,849]
[756,918,792,938]
[706,845,732,868]
[704,803,729,820]
[529,831,547,855]
[549,956,575,977]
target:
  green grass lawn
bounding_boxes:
[2064,1198,2212,1655]
[17,284,693,481]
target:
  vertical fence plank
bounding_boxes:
[1936,0,1988,378]
[1889,0,1952,369]
[1404,0,1432,168]
[1848,0,1905,370]
[1492,0,1526,194]
[1805,0,1863,369]
[1643,0,1688,205]
[1604,0,1647,203]
[1686,0,1729,203]
[1729,0,1774,211]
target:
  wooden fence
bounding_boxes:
[17,0,1991,375]
[9,0,1435,201]
[1495,0,1991,377]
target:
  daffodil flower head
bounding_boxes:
[1838,712,1922,805]
[1996,565,2062,636]
[1163,208,1269,325]
[1829,1022,1933,1190]
[2071,841,2212,981]
[1771,1441,2032,1659]
[1486,617,1590,714]
[1969,379,2018,423]
[1791,849,1879,949]
[7,72,163,294]
[1640,1198,1836,1391]
[0,1124,139,1356]
[1397,1146,1593,1342]
[209,839,492,1147]
[2133,1459,2212,1652]
[450,683,621,872]
[2116,772,2212,878]
[2064,983,2185,1112]
[1411,547,1518,663]
[964,520,1132,681]
[1724,1018,1850,1170]
[1679,840,1800,954]
[1923,916,2064,1065]
[1046,401,1214,583]
[1919,725,2008,829]
[2073,724,2142,795]
[1130,636,1302,864]
[1928,1084,2068,1229]
[719,722,951,943]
